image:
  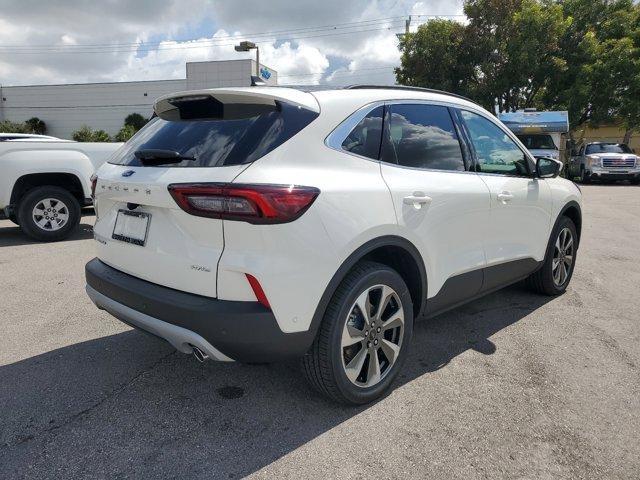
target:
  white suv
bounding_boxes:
[85,86,582,404]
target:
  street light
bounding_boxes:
[234,41,259,77]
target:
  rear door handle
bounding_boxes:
[497,191,514,203]
[403,192,432,209]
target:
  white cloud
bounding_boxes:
[0,0,464,87]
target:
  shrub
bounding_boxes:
[25,117,46,135]
[0,120,28,133]
[114,124,137,142]
[72,125,111,142]
[124,113,148,131]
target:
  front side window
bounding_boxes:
[382,104,465,171]
[461,110,530,176]
[341,106,384,160]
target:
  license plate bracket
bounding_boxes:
[112,210,151,246]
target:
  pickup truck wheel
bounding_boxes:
[302,261,413,405]
[526,216,577,296]
[18,186,80,242]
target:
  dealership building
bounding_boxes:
[0,60,278,139]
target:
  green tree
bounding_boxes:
[396,0,568,112]
[124,112,148,131]
[25,117,46,135]
[114,124,136,142]
[543,0,640,137]
[395,19,477,100]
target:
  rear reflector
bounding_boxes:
[245,273,271,309]
[90,174,98,199]
[167,183,320,224]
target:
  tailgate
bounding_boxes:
[93,163,246,298]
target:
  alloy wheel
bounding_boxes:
[341,284,404,388]
[552,227,574,286]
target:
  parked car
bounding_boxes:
[0,133,65,142]
[85,86,582,404]
[569,142,640,184]
[0,137,123,240]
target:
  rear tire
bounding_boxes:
[526,216,578,296]
[18,186,81,242]
[302,261,413,405]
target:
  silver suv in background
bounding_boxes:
[569,142,640,184]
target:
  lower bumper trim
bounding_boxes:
[87,285,234,361]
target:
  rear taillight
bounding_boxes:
[90,174,98,199]
[167,183,320,224]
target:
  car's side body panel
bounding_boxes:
[0,141,122,209]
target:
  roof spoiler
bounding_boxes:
[154,87,320,121]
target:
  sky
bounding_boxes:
[0,0,464,87]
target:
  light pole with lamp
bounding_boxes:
[234,41,260,78]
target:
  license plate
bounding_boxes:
[112,210,151,246]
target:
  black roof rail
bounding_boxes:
[345,84,480,106]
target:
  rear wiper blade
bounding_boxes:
[134,149,196,166]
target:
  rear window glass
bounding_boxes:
[110,102,318,167]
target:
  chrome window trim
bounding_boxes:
[325,98,474,169]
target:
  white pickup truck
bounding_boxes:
[0,134,123,241]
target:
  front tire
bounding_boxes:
[18,186,81,242]
[526,216,578,296]
[579,167,590,184]
[302,261,413,405]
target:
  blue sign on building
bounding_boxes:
[260,67,272,80]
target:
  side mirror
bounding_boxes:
[536,157,563,178]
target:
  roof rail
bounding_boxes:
[345,84,480,106]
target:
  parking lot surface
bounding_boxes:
[1,185,639,479]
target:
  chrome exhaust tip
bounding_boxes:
[192,345,209,363]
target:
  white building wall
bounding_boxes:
[0,60,278,140]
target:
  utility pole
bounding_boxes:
[396,15,412,41]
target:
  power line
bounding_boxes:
[0,17,408,50]
[0,15,465,55]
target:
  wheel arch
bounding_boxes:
[309,235,428,341]
[558,201,582,247]
[10,172,86,206]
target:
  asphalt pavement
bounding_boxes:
[0,184,639,479]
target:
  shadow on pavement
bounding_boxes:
[0,283,554,478]
[0,222,93,248]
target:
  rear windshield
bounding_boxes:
[585,143,631,154]
[110,101,318,167]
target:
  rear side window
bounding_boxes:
[382,104,465,171]
[111,102,318,167]
[341,106,384,160]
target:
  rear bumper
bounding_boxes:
[85,258,314,362]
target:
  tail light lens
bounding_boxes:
[90,174,98,199]
[167,183,320,224]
